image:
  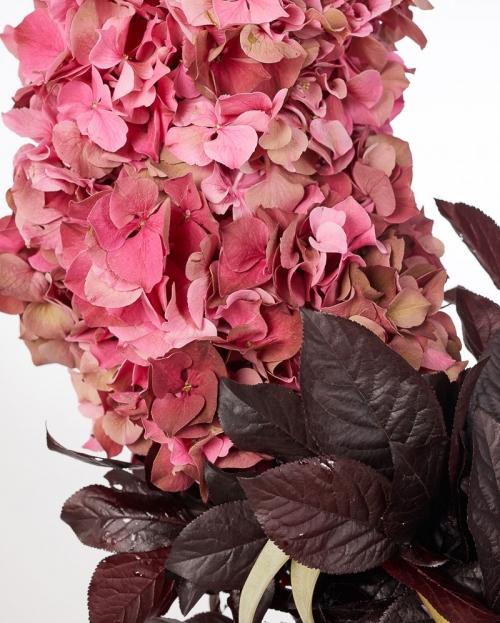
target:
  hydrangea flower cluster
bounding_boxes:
[0,0,463,492]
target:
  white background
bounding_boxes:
[1,2,499,621]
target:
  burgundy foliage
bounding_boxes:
[57,198,500,622]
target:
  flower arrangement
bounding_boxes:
[1,1,500,623]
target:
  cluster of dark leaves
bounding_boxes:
[51,199,500,622]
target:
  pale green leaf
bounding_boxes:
[239,540,290,623]
[291,560,320,623]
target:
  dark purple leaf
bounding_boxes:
[47,429,136,469]
[468,408,500,612]
[400,544,447,568]
[383,437,448,544]
[299,309,445,476]
[456,288,500,358]
[88,548,176,623]
[166,500,267,591]
[379,590,434,622]
[423,371,461,437]
[445,562,485,601]
[470,330,500,423]
[435,200,500,289]
[449,360,489,492]
[318,566,404,608]
[104,469,151,495]
[204,462,259,506]
[178,580,205,617]
[217,378,318,461]
[62,485,189,553]
[241,456,397,574]
[383,557,499,623]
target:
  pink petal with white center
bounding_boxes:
[152,394,206,437]
[84,266,142,308]
[85,108,128,152]
[109,177,159,228]
[13,9,66,84]
[174,98,218,128]
[89,24,125,69]
[204,125,258,169]
[106,227,163,292]
[310,118,353,157]
[102,411,143,446]
[165,126,215,166]
[58,81,93,119]
[69,0,130,66]
[89,195,133,251]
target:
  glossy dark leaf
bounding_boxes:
[166,500,267,591]
[104,469,151,495]
[436,199,500,289]
[379,590,434,622]
[299,309,445,476]
[400,544,447,568]
[47,429,136,469]
[62,485,189,553]
[241,456,397,574]
[423,371,461,437]
[88,547,176,623]
[178,580,205,617]
[218,378,318,461]
[449,360,489,491]
[469,409,500,612]
[383,557,499,623]
[470,330,500,423]
[456,288,500,358]
[445,562,485,600]
[384,437,449,544]
[204,462,259,506]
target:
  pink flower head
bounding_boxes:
[58,68,128,152]
[0,0,463,494]
[165,92,272,169]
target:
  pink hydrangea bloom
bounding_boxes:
[0,0,464,494]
